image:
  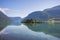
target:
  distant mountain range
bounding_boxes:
[0,5,60,26]
[22,5,60,22]
[0,11,10,31]
[9,17,22,25]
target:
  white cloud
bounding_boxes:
[0,8,6,13]
[0,8,23,18]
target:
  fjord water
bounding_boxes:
[0,23,60,40]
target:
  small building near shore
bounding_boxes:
[48,18,60,24]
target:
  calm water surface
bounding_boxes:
[0,23,60,40]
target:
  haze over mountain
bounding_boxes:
[9,17,22,25]
[43,5,60,18]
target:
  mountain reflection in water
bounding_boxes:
[24,23,60,38]
[0,24,60,40]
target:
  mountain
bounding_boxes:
[9,17,22,25]
[22,11,48,23]
[22,5,60,23]
[0,11,9,19]
[0,11,10,31]
[43,5,60,18]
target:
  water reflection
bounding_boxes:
[23,23,60,38]
[0,21,10,31]
[0,24,60,40]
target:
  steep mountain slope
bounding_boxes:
[43,5,60,18]
[0,11,10,31]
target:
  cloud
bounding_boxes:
[0,8,6,13]
[0,8,20,12]
[0,8,22,17]
[0,8,19,12]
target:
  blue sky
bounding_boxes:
[0,0,60,18]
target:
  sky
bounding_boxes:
[0,0,60,18]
